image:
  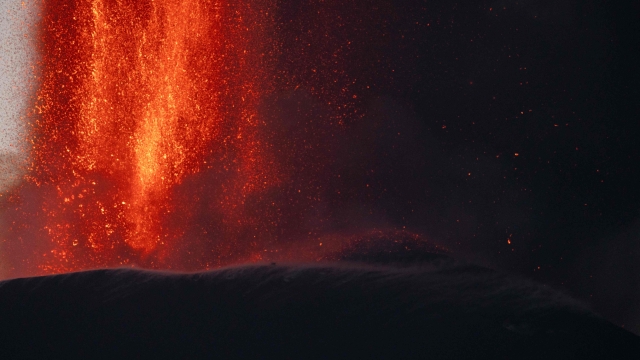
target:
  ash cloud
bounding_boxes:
[0,151,24,193]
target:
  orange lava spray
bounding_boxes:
[1,0,370,279]
[2,0,279,276]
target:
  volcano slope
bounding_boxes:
[0,247,638,359]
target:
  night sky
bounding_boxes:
[272,0,639,333]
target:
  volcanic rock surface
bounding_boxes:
[0,246,638,359]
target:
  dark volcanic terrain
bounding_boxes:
[0,253,637,359]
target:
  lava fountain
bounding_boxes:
[1,0,286,277]
[1,0,381,279]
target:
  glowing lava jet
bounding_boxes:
[1,0,282,277]
[1,0,373,279]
